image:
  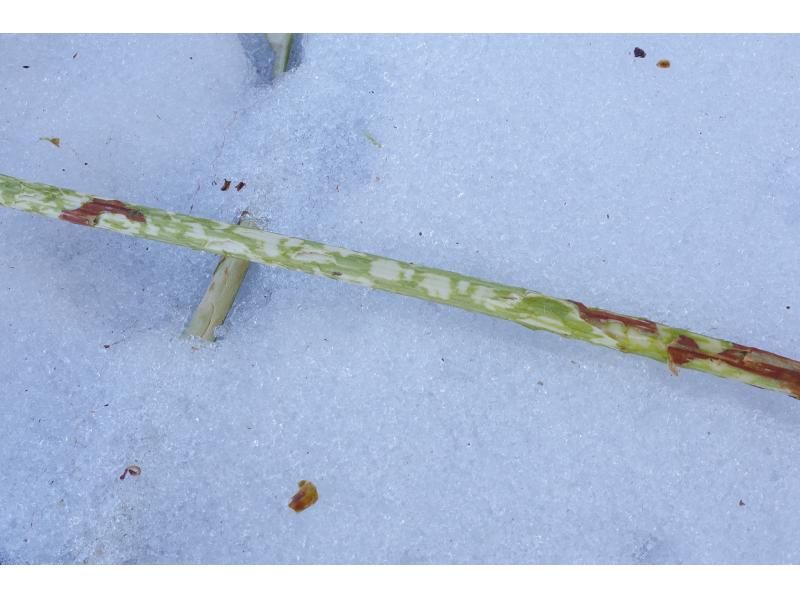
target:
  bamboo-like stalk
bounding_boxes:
[2,172,799,400]
[183,34,294,342]
[182,211,259,341]
[265,33,294,78]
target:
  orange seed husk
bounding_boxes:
[288,480,318,512]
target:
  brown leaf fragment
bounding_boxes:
[657,59,671,69]
[289,480,318,512]
[40,137,60,147]
[221,179,231,191]
[235,181,246,192]
[119,464,142,480]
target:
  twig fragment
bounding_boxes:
[119,464,141,480]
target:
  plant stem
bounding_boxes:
[265,34,294,78]
[182,211,259,341]
[2,172,799,400]
[183,33,294,342]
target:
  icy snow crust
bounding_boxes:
[1,34,799,564]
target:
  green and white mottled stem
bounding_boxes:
[2,172,799,400]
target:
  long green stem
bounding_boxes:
[2,172,799,399]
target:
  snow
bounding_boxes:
[1,34,799,564]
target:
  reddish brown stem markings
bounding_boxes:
[668,335,800,398]
[571,301,658,334]
[60,198,145,227]
[667,335,701,369]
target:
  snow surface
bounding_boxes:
[1,34,799,564]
